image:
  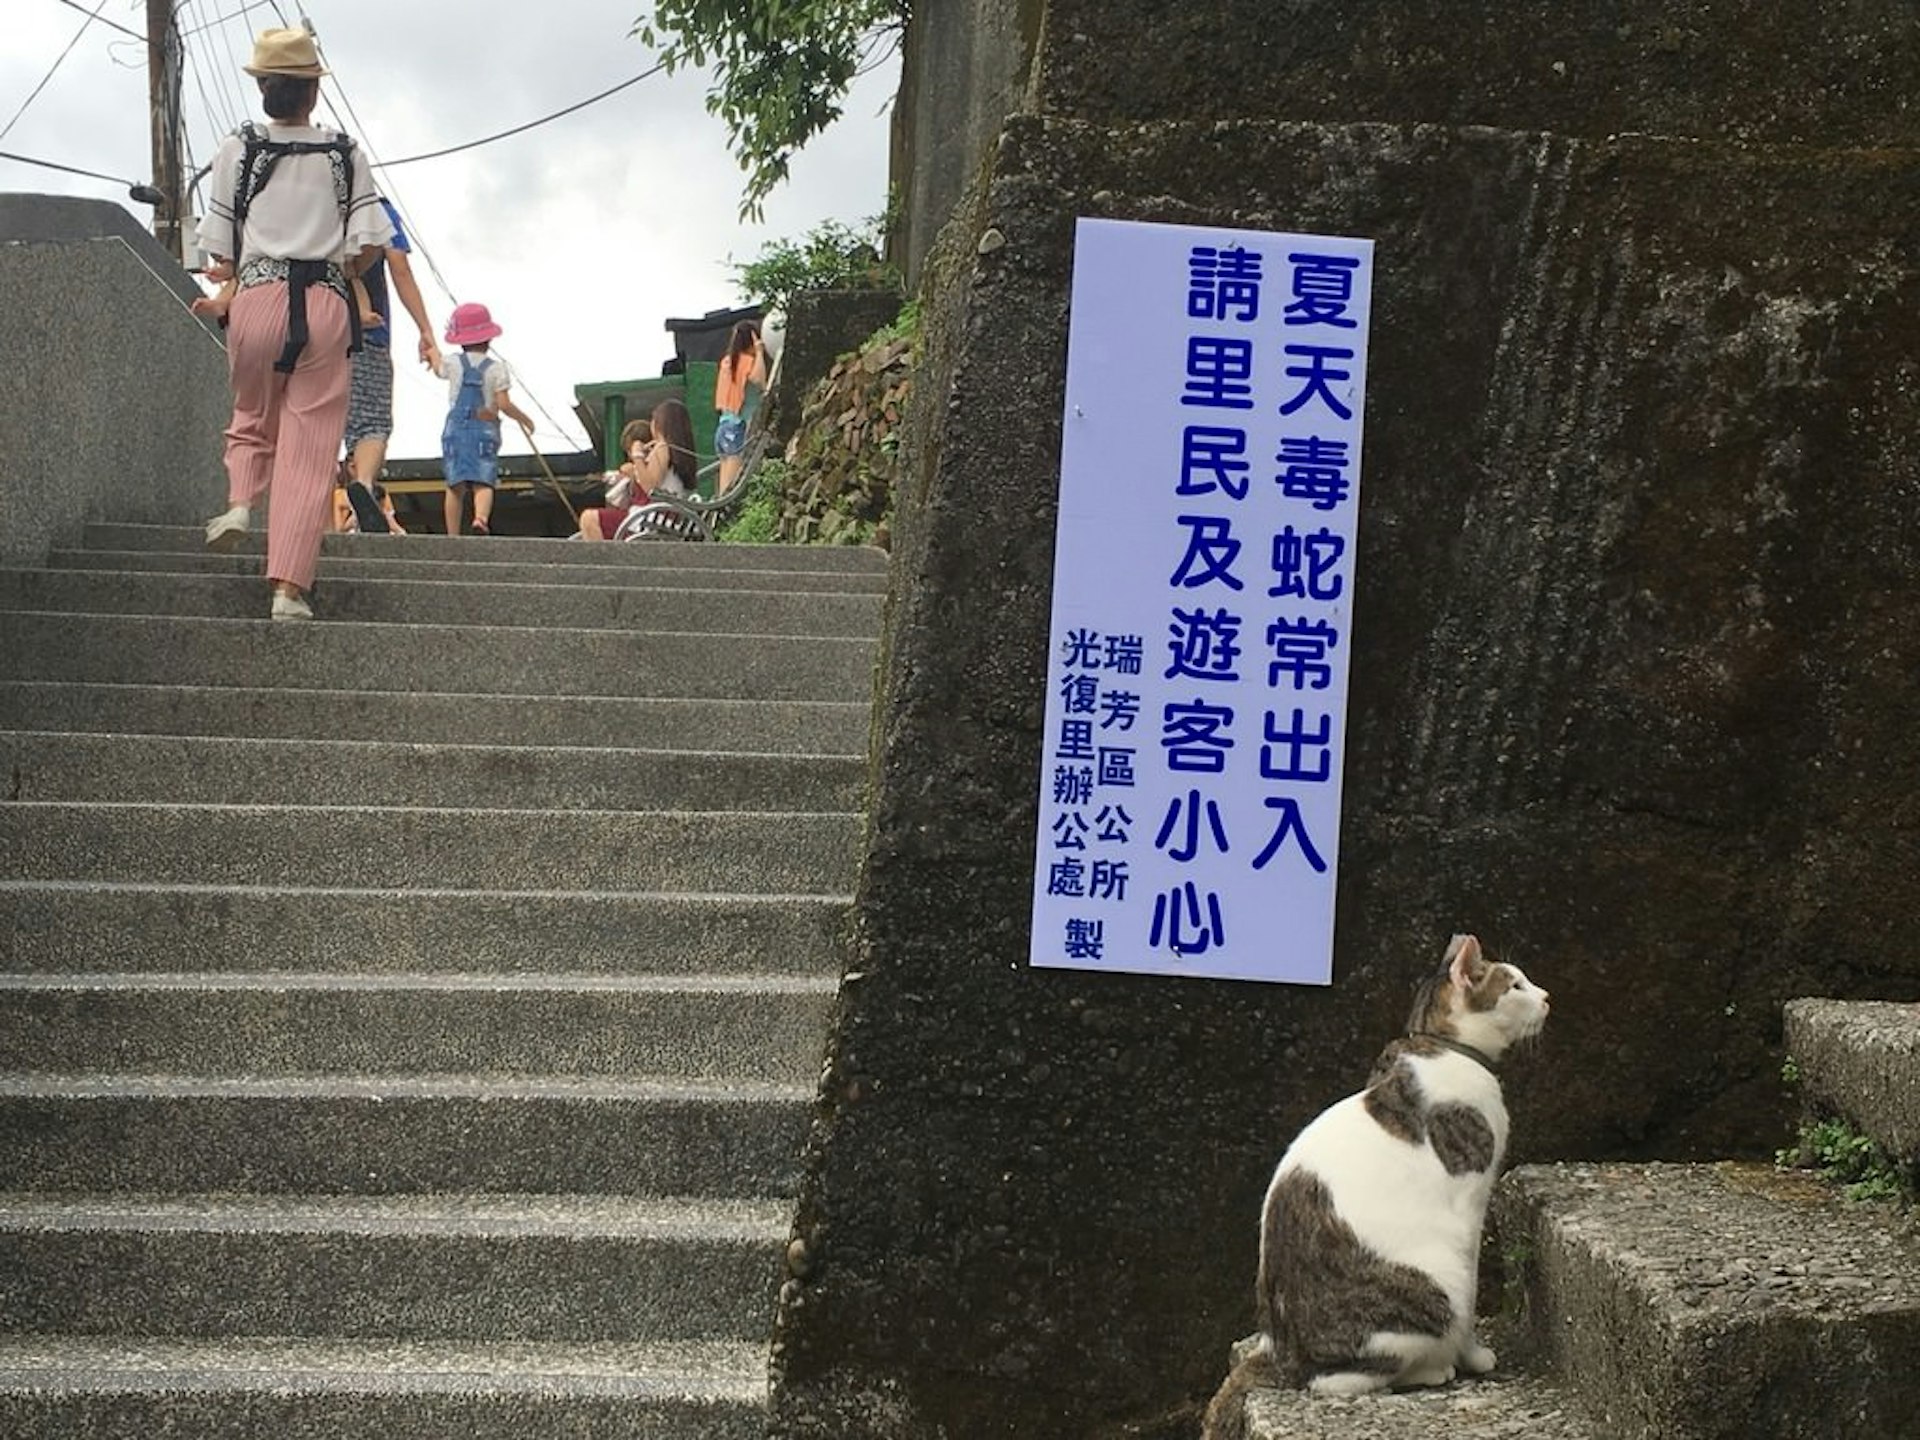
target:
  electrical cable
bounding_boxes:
[181,17,240,150]
[0,147,147,190]
[373,62,666,168]
[181,0,249,134]
[179,0,280,39]
[52,0,143,43]
[1,0,114,144]
[295,4,594,449]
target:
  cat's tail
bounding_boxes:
[1200,1334,1287,1440]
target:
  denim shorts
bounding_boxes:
[715,413,745,457]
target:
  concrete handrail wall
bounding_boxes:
[0,194,229,568]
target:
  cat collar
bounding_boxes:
[1410,1032,1499,1075]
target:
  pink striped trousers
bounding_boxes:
[221,281,350,592]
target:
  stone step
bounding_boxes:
[0,803,860,894]
[0,568,885,637]
[0,882,847,975]
[0,1192,786,1341]
[48,545,890,593]
[1783,998,1920,1163]
[0,1336,766,1440]
[1242,1368,1598,1439]
[0,681,869,754]
[0,1074,808,1197]
[1493,1160,1920,1440]
[80,522,889,574]
[0,730,865,812]
[0,612,877,702]
[0,972,835,1082]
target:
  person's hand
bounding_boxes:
[517,417,535,438]
[191,292,232,322]
[205,258,233,283]
[418,337,441,369]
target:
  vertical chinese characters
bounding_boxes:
[1034,219,1371,984]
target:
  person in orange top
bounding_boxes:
[712,320,767,498]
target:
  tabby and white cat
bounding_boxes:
[1203,934,1550,1437]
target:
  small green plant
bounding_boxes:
[1780,1055,1801,1086]
[1498,1233,1536,1321]
[732,216,899,313]
[714,458,785,544]
[868,298,920,350]
[1777,1117,1913,1204]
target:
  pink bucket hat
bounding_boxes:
[445,302,503,345]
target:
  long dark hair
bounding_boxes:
[649,398,699,491]
[723,320,759,377]
[721,322,760,366]
[258,75,318,120]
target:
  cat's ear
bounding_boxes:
[1445,933,1485,991]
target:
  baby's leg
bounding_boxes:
[444,483,464,536]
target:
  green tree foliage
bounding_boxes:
[632,1,907,218]
[732,215,896,311]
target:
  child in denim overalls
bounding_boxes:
[433,302,531,535]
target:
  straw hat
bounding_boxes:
[243,28,327,78]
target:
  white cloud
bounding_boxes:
[4,0,898,460]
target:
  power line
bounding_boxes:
[2,0,114,144]
[0,147,147,191]
[51,0,142,42]
[373,62,666,168]
[179,0,280,38]
[296,6,589,449]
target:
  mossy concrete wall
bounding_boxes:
[773,5,1920,1436]
[889,0,1042,288]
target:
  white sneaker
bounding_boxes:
[205,505,250,552]
[270,592,313,621]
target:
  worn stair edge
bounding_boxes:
[1783,998,1920,1164]
[0,882,850,975]
[0,1336,765,1440]
[79,522,890,573]
[0,681,871,754]
[0,569,885,638]
[1493,1160,1920,1440]
[0,1192,787,1342]
[46,546,890,592]
[1243,1368,1599,1439]
[0,730,867,813]
[0,972,836,1081]
[0,612,879,703]
[0,1074,809,1196]
[0,803,861,894]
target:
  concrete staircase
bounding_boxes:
[1487,1000,1920,1439]
[0,523,887,1438]
[1238,999,1920,1439]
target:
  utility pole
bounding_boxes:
[146,0,186,263]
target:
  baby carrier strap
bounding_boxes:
[230,121,363,370]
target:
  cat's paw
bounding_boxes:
[1459,1341,1497,1375]
[1308,1371,1394,1398]
[1401,1362,1457,1388]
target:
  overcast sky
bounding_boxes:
[3,0,899,460]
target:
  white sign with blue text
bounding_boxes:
[1029,217,1374,985]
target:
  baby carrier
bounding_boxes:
[228,121,363,371]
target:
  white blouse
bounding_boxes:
[196,123,387,266]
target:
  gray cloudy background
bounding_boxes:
[4,0,898,459]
